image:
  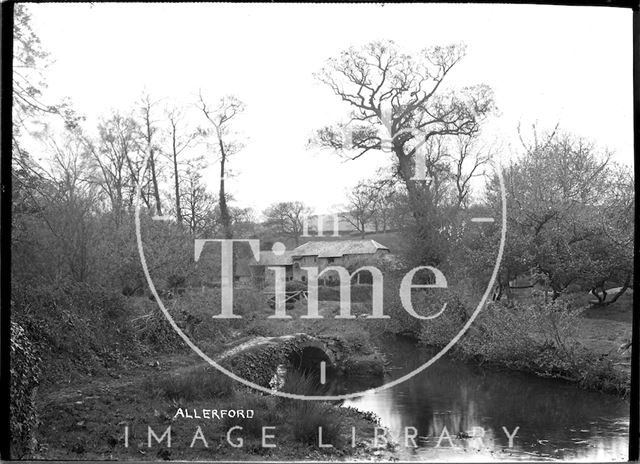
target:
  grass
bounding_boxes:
[287,402,345,447]
[280,371,345,447]
[445,294,633,397]
[221,394,281,439]
[143,365,233,401]
[33,362,377,460]
[579,292,633,323]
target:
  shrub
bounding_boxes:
[279,371,344,446]
[221,394,280,439]
[532,344,630,396]
[168,289,234,347]
[10,322,41,458]
[338,331,373,355]
[286,401,344,447]
[234,288,264,317]
[317,286,340,301]
[166,273,186,291]
[12,280,140,383]
[458,301,539,365]
[317,285,372,302]
[573,351,630,395]
[135,306,185,353]
[416,291,469,346]
[144,366,233,401]
[529,298,581,353]
[376,272,469,340]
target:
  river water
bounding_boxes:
[331,337,629,461]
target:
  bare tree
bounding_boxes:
[263,201,311,246]
[165,106,198,224]
[139,94,163,216]
[451,134,491,209]
[89,113,145,224]
[14,129,100,282]
[12,4,58,135]
[370,178,398,233]
[342,181,379,239]
[197,93,245,239]
[313,41,495,262]
[181,165,217,236]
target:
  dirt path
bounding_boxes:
[38,352,206,407]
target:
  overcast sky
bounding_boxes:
[25,3,633,215]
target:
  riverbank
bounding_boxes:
[12,281,630,459]
[340,335,630,462]
[13,283,391,460]
[413,293,632,397]
[31,355,389,461]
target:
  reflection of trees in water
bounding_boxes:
[341,337,628,455]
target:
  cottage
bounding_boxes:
[249,239,390,286]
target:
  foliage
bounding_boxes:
[10,322,42,458]
[134,304,185,353]
[483,130,634,298]
[12,280,142,383]
[443,299,631,396]
[371,273,468,340]
[164,287,261,349]
[458,301,540,366]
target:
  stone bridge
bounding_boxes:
[215,333,341,388]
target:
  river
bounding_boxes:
[329,337,629,461]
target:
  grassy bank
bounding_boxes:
[10,281,387,459]
[33,363,381,460]
[411,292,632,397]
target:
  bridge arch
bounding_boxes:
[288,340,335,373]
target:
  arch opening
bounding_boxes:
[288,346,332,375]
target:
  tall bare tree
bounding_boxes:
[313,40,495,263]
[89,113,145,224]
[451,134,491,209]
[165,106,198,224]
[139,94,163,216]
[197,93,245,239]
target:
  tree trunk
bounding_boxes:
[395,147,443,265]
[145,112,162,216]
[149,153,162,216]
[172,131,182,224]
[606,274,631,305]
[218,139,233,239]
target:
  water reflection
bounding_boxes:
[336,337,629,461]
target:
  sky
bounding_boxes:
[24,3,634,216]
